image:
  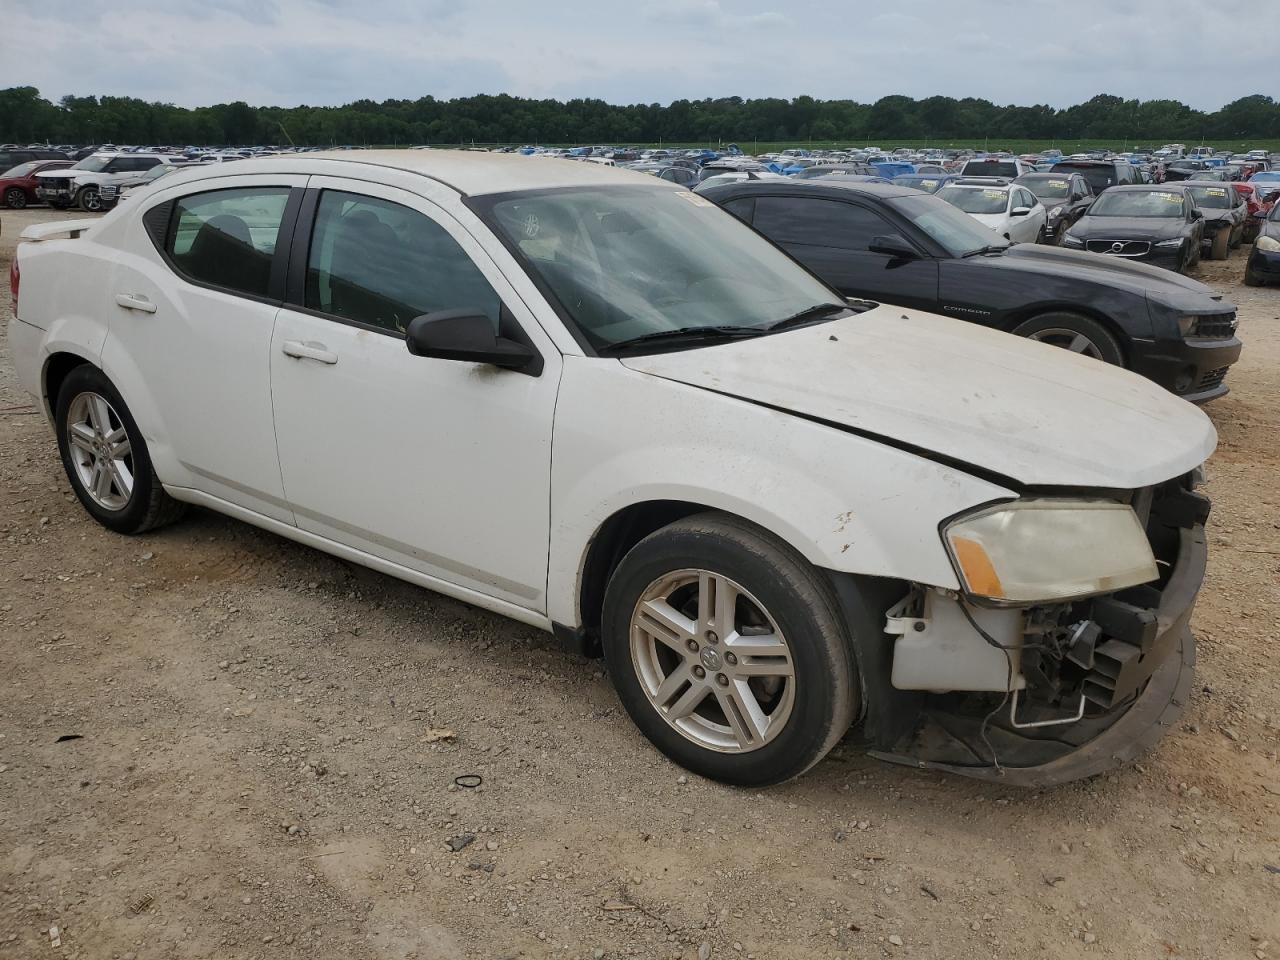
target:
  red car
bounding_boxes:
[1234,183,1279,243]
[0,159,74,209]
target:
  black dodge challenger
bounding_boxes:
[700,178,1241,403]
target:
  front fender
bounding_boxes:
[546,358,1013,628]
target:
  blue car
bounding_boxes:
[870,160,916,179]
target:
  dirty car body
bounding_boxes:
[8,152,1216,788]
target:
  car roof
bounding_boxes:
[700,179,918,200]
[142,150,664,197]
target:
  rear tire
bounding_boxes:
[4,188,26,209]
[1013,312,1124,366]
[55,365,186,535]
[601,513,858,786]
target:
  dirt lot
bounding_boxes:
[1,205,1277,960]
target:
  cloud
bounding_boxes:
[0,0,1269,111]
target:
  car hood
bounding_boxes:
[968,212,1009,229]
[985,242,1221,302]
[1071,215,1188,241]
[620,307,1215,490]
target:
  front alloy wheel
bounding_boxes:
[630,569,795,753]
[602,513,859,786]
[78,186,102,212]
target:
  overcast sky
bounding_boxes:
[0,0,1268,111]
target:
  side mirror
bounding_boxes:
[868,235,918,259]
[406,309,538,373]
[1191,209,1204,221]
[1010,206,1031,217]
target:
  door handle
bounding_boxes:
[281,340,338,365]
[114,293,157,313]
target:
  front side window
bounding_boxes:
[306,191,501,335]
[752,196,902,251]
[168,187,291,298]
[474,185,839,352]
[888,193,1009,257]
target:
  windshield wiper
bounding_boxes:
[961,244,1009,258]
[604,325,766,354]
[764,302,848,332]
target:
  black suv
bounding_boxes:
[0,147,69,175]
[1050,159,1138,194]
[701,179,1242,402]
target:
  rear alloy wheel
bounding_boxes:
[1014,312,1123,366]
[77,185,103,212]
[55,365,186,535]
[602,513,858,786]
[4,187,26,209]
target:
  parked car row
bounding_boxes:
[6,150,1226,789]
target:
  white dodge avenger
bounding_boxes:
[8,152,1217,787]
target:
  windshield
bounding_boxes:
[895,176,943,192]
[1186,186,1232,209]
[937,186,1008,215]
[887,193,1009,257]
[2,161,40,178]
[73,156,112,173]
[1022,177,1070,200]
[1089,190,1185,217]
[475,186,841,353]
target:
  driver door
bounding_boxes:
[269,177,561,612]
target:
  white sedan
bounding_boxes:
[8,152,1214,787]
[937,177,1049,243]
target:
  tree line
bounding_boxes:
[2,87,1277,147]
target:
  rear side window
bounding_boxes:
[964,160,1017,178]
[753,196,902,252]
[305,190,501,335]
[167,187,291,299]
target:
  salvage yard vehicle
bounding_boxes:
[33,153,179,211]
[9,152,1220,787]
[1062,184,1206,274]
[935,178,1047,244]
[0,146,68,172]
[1014,172,1094,242]
[1050,158,1139,193]
[1183,182,1248,259]
[0,159,73,208]
[1245,201,1280,287]
[706,179,1241,402]
[97,164,183,210]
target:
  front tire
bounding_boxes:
[602,513,858,786]
[1013,312,1124,366]
[55,366,186,535]
[76,185,102,212]
[4,188,26,209]
[1209,229,1230,261]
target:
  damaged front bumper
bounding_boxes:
[855,481,1207,788]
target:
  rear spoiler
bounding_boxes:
[19,218,99,242]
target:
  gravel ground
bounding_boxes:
[1,206,1277,960]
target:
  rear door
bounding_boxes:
[748,194,939,308]
[102,174,307,521]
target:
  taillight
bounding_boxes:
[8,256,17,311]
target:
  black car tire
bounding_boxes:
[76,186,102,212]
[601,512,858,787]
[1013,312,1124,366]
[4,187,26,209]
[1035,225,1047,244]
[55,365,187,535]
[1209,229,1230,261]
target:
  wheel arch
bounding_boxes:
[42,350,96,418]
[1000,304,1131,366]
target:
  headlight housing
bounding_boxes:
[1155,238,1184,247]
[1259,235,1280,252]
[943,499,1157,605]
[1061,234,1084,247]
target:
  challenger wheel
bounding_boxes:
[4,188,26,209]
[602,513,858,786]
[55,366,185,535]
[1014,312,1123,366]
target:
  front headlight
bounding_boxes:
[1258,235,1280,252]
[1155,239,1184,247]
[1061,234,1084,247]
[1048,206,1064,219]
[943,499,1157,604]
